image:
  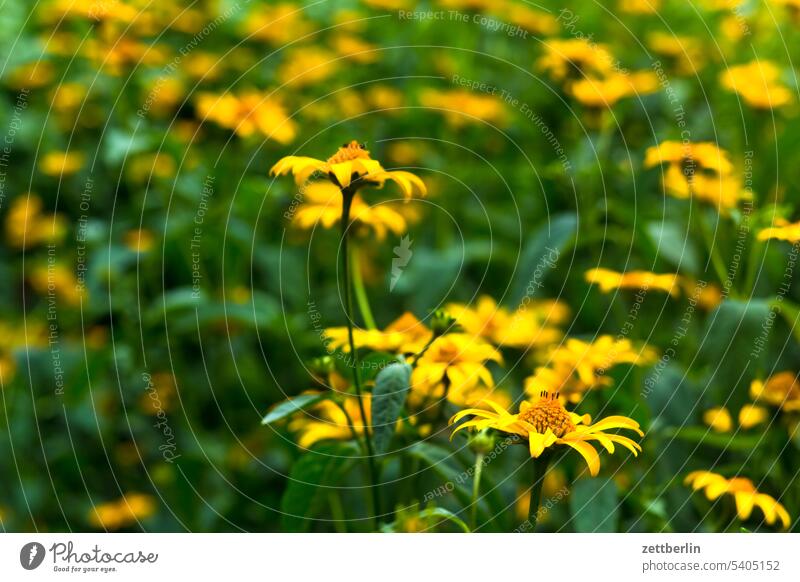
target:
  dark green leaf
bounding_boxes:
[261,393,324,426]
[646,220,699,274]
[371,362,411,455]
[570,477,619,532]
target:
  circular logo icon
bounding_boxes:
[20,542,46,570]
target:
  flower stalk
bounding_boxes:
[527,450,553,530]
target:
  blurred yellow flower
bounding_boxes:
[363,0,413,8]
[39,151,84,176]
[619,0,661,13]
[757,218,800,243]
[278,47,339,87]
[289,395,370,448]
[537,39,615,82]
[365,85,405,111]
[682,279,724,310]
[5,195,67,249]
[525,336,657,402]
[647,33,705,75]
[7,62,54,89]
[293,181,411,239]
[140,372,177,415]
[645,140,733,174]
[500,3,559,35]
[703,407,733,432]
[739,404,768,429]
[451,392,643,476]
[196,91,297,143]
[49,0,138,23]
[331,34,379,63]
[721,60,792,109]
[128,152,176,182]
[50,82,87,112]
[411,334,502,408]
[750,372,800,412]
[124,229,155,253]
[571,71,660,108]
[271,140,427,198]
[325,312,432,354]
[445,295,569,349]
[685,472,791,529]
[419,90,507,128]
[88,493,156,530]
[242,3,312,44]
[586,268,681,296]
[29,263,85,305]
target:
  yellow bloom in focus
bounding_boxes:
[289,395,370,448]
[124,229,155,253]
[739,404,768,429]
[537,39,615,82]
[570,71,659,108]
[750,372,800,412]
[757,218,800,243]
[525,336,656,402]
[242,3,312,45]
[586,268,681,296]
[445,295,569,349]
[278,47,339,87]
[685,472,791,529]
[419,90,507,128]
[411,334,502,408]
[88,493,156,530]
[5,195,67,249]
[271,140,427,198]
[721,61,792,109]
[324,312,432,354]
[39,151,84,176]
[196,91,297,143]
[293,181,412,240]
[703,407,732,432]
[451,392,644,476]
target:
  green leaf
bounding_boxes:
[570,477,619,532]
[371,363,411,456]
[261,393,324,426]
[509,213,576,305]
[280,442,356,532]
[646,220,699,274]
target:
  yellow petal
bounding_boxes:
[561,439,600,476]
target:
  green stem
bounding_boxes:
[328,492,347,533]
[470,451,485,532]
[527,452,553,530]
[694,205,731,293]
[742,237,763,298]
[341,189,382,525]
[350,243,377,330]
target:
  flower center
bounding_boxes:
[519,392,575,437]
[328,140,372,164]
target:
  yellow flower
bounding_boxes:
[703,407,733,432]
[289,395,370,448]
[586,268,681,296]
[500,3,559,35]
[278,47,339,87]
[271,140,426,197]
[661,164,749,212]
[721,60,792,109]
[445,295,569,349]
[293,181,411,239]
[242,3,312,45]
[411,334,502,408]
[331,34,379,64]
[419,90,507,128]
[570,71,659,108]
[365,85,405,111]
[124,229,155,253]
[451,392,643,476]
[196,91,297,143]
[88,493,156,530]
[39,151,85,176]
[685,472,791,529]
[619,0,661,13]
[525,336,657,402]
[29,263,86,305]
[49,0,138,22]
[362,0,412,9]
[757,218,800,243]
[682,279,724,310]
[324,312,432,354]
[50,82,87,112]
[739,404,768,429]
[537,39,615,82]
[750,372,800,412]
[5,195,67,249]
[647,32,705,75]
[644,140,733,174]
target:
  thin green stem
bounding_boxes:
[328,492,347,533]
[470,451,485,532]
[742,237,763,298]
[694,205,730,292]
[340,188,382,525]
[350,243,377,330]
[526,452,553,530]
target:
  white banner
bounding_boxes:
[0,533,798,581]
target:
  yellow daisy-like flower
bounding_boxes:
[685,472,791,529]
[647,33,705,75]
[88,493,156,530]
[242,3,312,45]
[525,336,657,402]
[324,312,432,354]
[757,218,800,243]
[450,392,644,476]
[271,140,426,197]
[537,39,615,82]
[660,164,749,212]
[331,34,379,64]
[501,3,559,35]
[419,89,507,128]
[586,268,682,296]
[39,151,84,176]
[703,407,733,432]
[289,395,370,449]
[293,181,411,239]
[750,372,800,412]
[196,91,297,143]
[445,295,569,349]
[720,60,792,110]
[738,404,768,429]
[411,333,502,407]
[644,140,733,175]
[618,0,661,14]
[570,71,659,108]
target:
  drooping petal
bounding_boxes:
[528,430,557,458]
[560,439,600,476]
[330,161,354,189]
[735,492,755,520]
